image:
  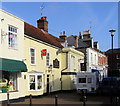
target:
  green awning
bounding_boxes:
[0,58,27,72]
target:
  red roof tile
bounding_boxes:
[24,22,63,48]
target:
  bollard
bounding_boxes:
[83,95,87,106]
[82,90,87,106]
[7,87,10,106]
[30,94,32,106]
[7,92,10,106]
[55,95,58,106]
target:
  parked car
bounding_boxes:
[100,77,120,94]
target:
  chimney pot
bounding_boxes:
[60,32,62,36]
[79,32,81,35]
[63,31,65,35]
[88,30,90,34]
[44,16,47,21]
[79,32,82,39]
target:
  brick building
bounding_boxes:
[105,48,120,77]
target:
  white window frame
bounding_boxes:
[28,73,43,91]
[46,52,50,67]
[95,54,96,65]
[91,53,93,64]
[73,56,76,70]
[30,47,36,65]
[8,25,18,49]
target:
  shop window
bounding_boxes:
[30,48,35,65]
[29,75,35,90]
[8,25,17,49]
[28,73,43,91]
[37,75,42,90]
[46,53,50,67]
[0,71,17,93]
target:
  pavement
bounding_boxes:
[1,90,120,105]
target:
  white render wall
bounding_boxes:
[86,48,98,72]
[0,9,25,102]
[0,9,24,61]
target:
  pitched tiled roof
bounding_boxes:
[24,22,63,48]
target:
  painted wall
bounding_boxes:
[0,9,25,101]
[0,9,24,61]
[86,48,108,80]
[86,48,98,72]
[61,47,84,90]
[24,36,62,96]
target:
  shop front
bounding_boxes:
[0,58,27,102]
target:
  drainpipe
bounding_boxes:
[61,52,68,90]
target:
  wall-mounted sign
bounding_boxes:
[53,58,59,68]
[81,63,86,71]
[42,49,47,56]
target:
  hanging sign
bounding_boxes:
[42,49,47,56]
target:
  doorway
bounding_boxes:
[47,75,49,94]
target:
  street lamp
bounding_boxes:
[109,29,116,104]
[109,30,116,76]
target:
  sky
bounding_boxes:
[1,1,119,52]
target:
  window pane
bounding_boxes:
[8,25,17,49]
[30,48,35,64]
[8,26,10,31]
[31,60,35,64]
[88,78,92,83]
[1,72,17,93]
[29,75,35,90]
[31,49,34,52]
[46,53,50,66]
[9,73,17,91]
[79,78,86,83]
[37,75,42,90]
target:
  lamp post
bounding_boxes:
[109,30,116,76]
[109,29,116,104]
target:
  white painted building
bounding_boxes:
[86,48,108,81]
[0,9,27,103]
[86,48,98,72]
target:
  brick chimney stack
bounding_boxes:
[83,30,91,39]
[59,31,67,42]
[37,16,48,32]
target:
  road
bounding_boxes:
[2,90,120,105]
